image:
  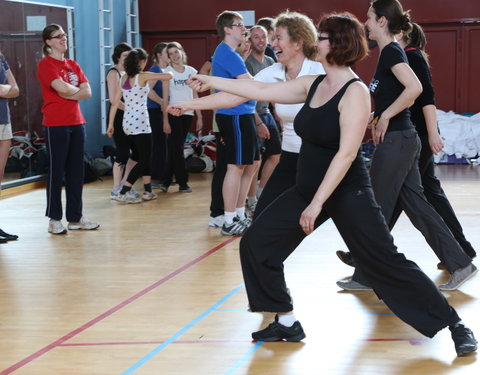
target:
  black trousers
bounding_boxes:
[253,151,298,220]
[240,185,460,338]
[44,124,85,222]
[210,132,226,217]
[161,114,191,186]
[126,133,152,185]
[409,134,475,258]
[148,108,168,181]
[352,129,471,284]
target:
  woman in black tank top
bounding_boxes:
[168,12,477,356]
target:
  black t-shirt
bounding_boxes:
[369,42,413,132]
[405,48,436,136]
[294,75,371,200]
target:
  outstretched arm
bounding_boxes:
[189,74,313,105]
[300,82,371,234]
[167,91,248,116]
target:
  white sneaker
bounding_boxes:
[48,219,67,235]
[110,189,120,200]
[130,187,141,199]
[142,191,158,201]
[115,190,142,204]
[68,217,100,230]
[209,215,225,227]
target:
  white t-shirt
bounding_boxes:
[165,65,197,116]
[254,59,325,153]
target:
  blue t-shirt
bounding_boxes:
[0,55,11,124]
[147,64,163,109]
[212,42,255,115]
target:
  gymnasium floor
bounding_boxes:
[0,165,479,374]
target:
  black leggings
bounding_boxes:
[125,133,152,185]
[161,114,191,186]
[241,185,460,338]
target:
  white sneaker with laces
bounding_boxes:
[115,190,142,204]
[48,219,67,235]
[68,217,100,230]
[142,191,158,201]
[209,215,225,227]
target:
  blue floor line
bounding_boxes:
[224,341,264,375]
[120,284,244,375]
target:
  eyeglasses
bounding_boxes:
[318,35,330,41]
[230,23,245,28]
[50,33,68,39]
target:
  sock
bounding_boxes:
[236,207,246,220]
[256,186,264,199]
[144,183,152,193]
[450,320,466,329]
[120,185,132,195]
[224,211,236,225]
[247,196,257,206]
[278,313,296,327]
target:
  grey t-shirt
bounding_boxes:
[245,54,274,114]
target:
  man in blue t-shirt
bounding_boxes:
[211,11,258,236]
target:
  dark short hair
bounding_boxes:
[371,0,412,35]
[257,17,275,32]
[216,10,242,39]
[112,42,133,64]
[318,13,369,67]
[124,48,148,77]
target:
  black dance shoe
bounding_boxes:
[336,250,355,267]
[450,324,478,356]
[0,229,18,241]
[252,315,306,342]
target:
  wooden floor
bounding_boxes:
[0,165,479,375]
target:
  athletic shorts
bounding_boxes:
[259,113,282,158]
[216,113,259,165]
[0,123,13,140]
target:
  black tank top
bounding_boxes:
[294,75,371,200]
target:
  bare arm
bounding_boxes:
[188,73,314,105]
[373,63,422,144]
[423,104,444,154]
[0,70,19,98]
[162,80,171,134]
[147,84,164,108]
[107,79,123,137]
[139,71,173,86]
[52,78,92,101]
[106,70,125,111]
[192,90,203,131]
[300,82,371,234]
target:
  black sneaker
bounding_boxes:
[221,217,247,236]
[158,184,169,193]
[179,184,192,193]
[450,324,478,356]
[252,315,306,342]
[0,229,18,241]
[336,250,355,267]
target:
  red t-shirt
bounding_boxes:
[37,56,88,126]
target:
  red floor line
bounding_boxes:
[0,236,239,375]
[58,338,425,347]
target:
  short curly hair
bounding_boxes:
[318,13,369,67]
[274,11,318,60]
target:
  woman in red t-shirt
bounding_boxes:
[37,24,99,235]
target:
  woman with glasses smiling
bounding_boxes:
[169,12,477,356]
[37,24,99,235]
